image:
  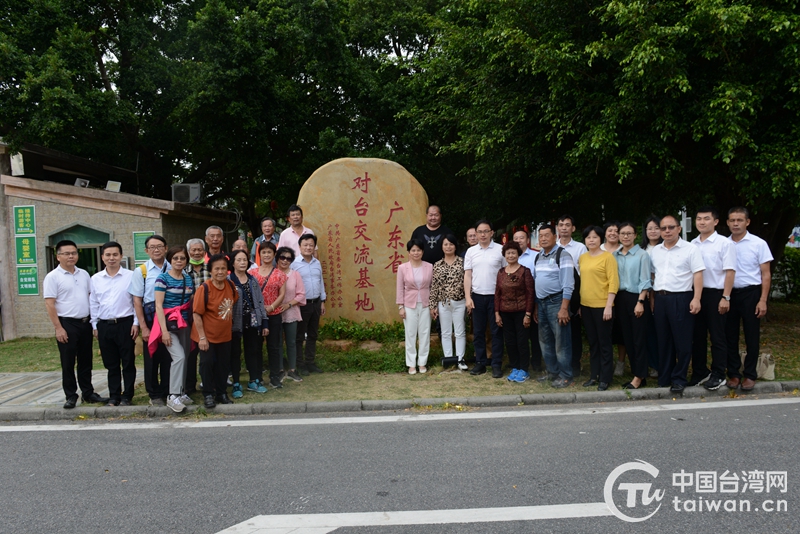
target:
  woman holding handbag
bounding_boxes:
[228,249,270,398]
[153,245,195,413]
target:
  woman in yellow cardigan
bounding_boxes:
[578,226,620,390]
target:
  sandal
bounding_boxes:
[408,367,417,375]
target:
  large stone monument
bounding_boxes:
[297,158,428,324]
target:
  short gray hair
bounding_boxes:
[205,225,223,236]
[186,238,205,249]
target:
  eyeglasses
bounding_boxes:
[619,232,635,237]
[57,251,78,257]
[278,256,293,261]
[660,225,678,231]
[147,245,165,250]
[477,230,492,234]
[172,256,187,261]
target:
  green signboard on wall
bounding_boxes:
[15,236,37,265]
[13,205,36,235]
[133,231,155,262]
[17,266,39,295]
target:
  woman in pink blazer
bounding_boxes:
[396,239,433,374]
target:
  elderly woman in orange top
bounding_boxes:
[494,241,535,382]
[396,238,433,374]
[579,225,620,391]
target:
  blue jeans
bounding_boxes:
[537,294,573,380]
[471,293,503,370]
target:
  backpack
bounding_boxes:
[534,247,581,312]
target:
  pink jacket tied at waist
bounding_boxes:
[148,301,192,356]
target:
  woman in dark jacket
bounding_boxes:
[494,241,535,383]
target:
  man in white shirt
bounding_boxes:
[90,242,139,406]
[43,240,109,409]
[689,206,736,390]
[278,204,315,257]
[513,230,543,373]
[557,214,587,376]
[464,219,507,377]
[650,214,705,393]
[128,234,171,406]
[725,207,773,392]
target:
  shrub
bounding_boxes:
[319,318,405,343]
[774,247,800,302]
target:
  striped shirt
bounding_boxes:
[154,272,195,320]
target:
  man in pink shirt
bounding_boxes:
[278,204,316,257]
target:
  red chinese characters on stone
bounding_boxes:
[385,251,404,274]
[355,292,375,311]
[354,197,369,217]
[354,267,374,289]
[353,221,372,241]
[384,201,404,224]
[352,172,371,194]
[354,244,373,265]
[387,225,404,250]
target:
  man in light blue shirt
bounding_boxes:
[532,225,574,388]
[292,233,327,375]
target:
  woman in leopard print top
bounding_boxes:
[429,234,467,369]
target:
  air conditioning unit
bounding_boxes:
[172,183,202,203]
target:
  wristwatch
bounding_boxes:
[722,295,731,301]
[637,299,645,304]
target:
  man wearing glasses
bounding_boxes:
[128,235,172,406]
[44,240,109,408]
[650,215,705,393]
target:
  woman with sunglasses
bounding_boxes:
[153,245,195,413]
[249,242,287,389]
[276,246,306,383]
[228,249,269,397]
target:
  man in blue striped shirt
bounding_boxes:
[532,225,575,388]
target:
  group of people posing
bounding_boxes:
[397,205,772,395]
[44,205,326,411]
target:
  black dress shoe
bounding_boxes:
[622,379,646,390]
[469,365,486,376]
[216,394,234,405]
[63,397,77,409]
[597,382,609,391]
[119,399,132,406]
[670,383,685,394]
[307,363,324,373]
[204,395,216,408]
[583,379,599,387]
[105,399,120,407]
[492,368,503,379]
[83,393,110,404]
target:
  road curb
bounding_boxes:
[0,380,796,422]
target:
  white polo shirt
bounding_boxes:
[43,265,91,318]
[729,232,773,288]
[90,268,138,328]
[650,238,705,292]
[691,231,737,289]
[464,241,507,295]
[559,238,587,274]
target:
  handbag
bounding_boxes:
[756,352,776,381]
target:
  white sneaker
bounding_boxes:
[458,360,468,371]
[179,394,194,405]
[614,361,625,376]
[166,394,185,413]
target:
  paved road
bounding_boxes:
[1,395,797,533]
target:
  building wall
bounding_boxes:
[160,214,235,252]
[4,194,165,337]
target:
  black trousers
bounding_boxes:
[582,306,614,384]
[57,317,95,400]
[185,346,199,393]
[570,312,583,375]
[199,341,232,397]
[296,299,322,366]
[143,314,170,400]
[501,311,530,371]
[725,285,762,380]
[691,288,728,380]
[526,315,543,371]
[654,291,695,387]
[266,314,283,379]
[616,291,648,379]
[96,316,136,402]
[230,327,264,384]
[471,293,504,370]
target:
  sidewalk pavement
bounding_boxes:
[0,371,797,422]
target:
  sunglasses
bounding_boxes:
[660,225,678,231]
[278,255,293,261]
